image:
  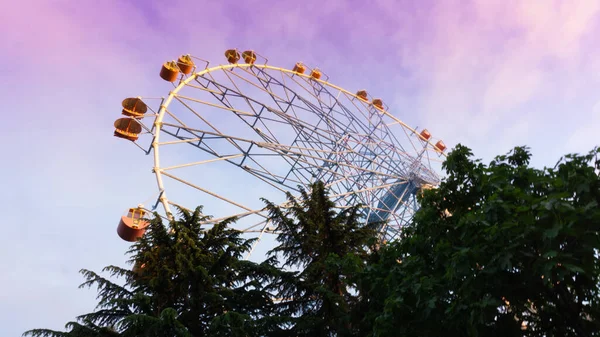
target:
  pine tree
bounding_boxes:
[262,181,378,336]
[24,206,278,337]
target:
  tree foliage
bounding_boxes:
[24,207,277,337]
[24,145,600,336]
[263,181,377,336]
[359,145,600,336]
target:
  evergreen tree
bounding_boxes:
[24,206,278,337]
[262,181,378,336]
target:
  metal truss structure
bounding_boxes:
[114,51,447,251]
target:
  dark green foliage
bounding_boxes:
[359,145,600,336]
[24,206,277,337]
[262,181,378,336]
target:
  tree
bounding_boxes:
[358,145,600,336]
[262,181,378,336]
[24,206,278,337]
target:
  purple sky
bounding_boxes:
[2,0,600,335]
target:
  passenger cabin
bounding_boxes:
[117,208,149,242]
[114,118,143,141]
[177,54,194,75]
[121,98,147,118]
[435,140,447,152]
[356,90,368,101]
[293,62,305,74]
[419,129,432,141]
[225,49,241,64]
[160,61,180,82]
[372,98,384,110]
[242,50,257,64]
[310,69,322,80]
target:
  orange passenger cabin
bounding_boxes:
[117,208,149,242]
[242,50,257,64]
[419,129,432,141]
[310,69,322,80]
[356,90,368,101]
[435,140,447,152]
[293,62,306,74]
[160,61,180,82]
[114,118,143,141]
[225,49,241,64]
[121,98,147,118]
[372,98,384,110]
[177,54,195,75]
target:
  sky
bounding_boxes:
[1,0,599,335]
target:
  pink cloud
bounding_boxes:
[378,0,600,159]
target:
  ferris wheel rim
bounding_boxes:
[151,61,447,223]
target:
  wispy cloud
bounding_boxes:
[371,0,600,163]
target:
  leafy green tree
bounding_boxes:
[358,145,600,336]
[24,206,278,337]
[262,181,378,336]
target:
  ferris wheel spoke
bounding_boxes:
[175,94,254,117]
[160,124,270,174]
[160,171,265,217]
[241,165,302,192]
[380,118,415,152]
[160,123,253,146]
[201,71,238,109]
[325,169,386,200]
[157,137,206,146]
[166,98,248,155]
[199,70,268,116]
[289,90,408,179]
[199,209,267,226]
[165,200,195,215]
[345,143,407,178]
[281,99,340,136]
[329,179,407,199]
[312,81,343,112]
[252,67,298,117]
[278,144,399,180]
[160,126,224,159]
[339,92,374,128]
[277,70,325,104]
[194,74,294,149]
[275,72,305,121]
[270,72,351,140]
[184,82,224,95]
[159,154,246,171]
[242,156,299,188]
[293,95,338,134]
[241,220,270,233]
[220,68,286,146]
[192,76,228,100]
[232,66,290,104]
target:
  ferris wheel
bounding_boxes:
[112,50,447,254]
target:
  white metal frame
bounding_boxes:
[122,56,447,247]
